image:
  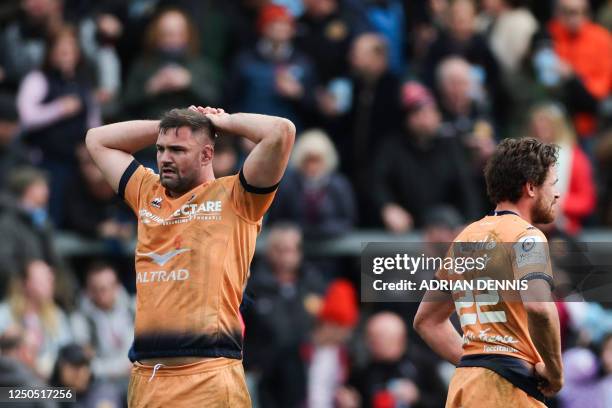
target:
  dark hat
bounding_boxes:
[58,343,91,366]
[424,205,464,230]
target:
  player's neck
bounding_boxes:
[494,202,532,224]
[196,166,216,185]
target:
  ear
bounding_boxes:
[524,181,537,198]
[201,144,214,166]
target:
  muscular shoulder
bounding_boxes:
[213,174,239,189]
[507,218,547,243]
[454,215,547,243]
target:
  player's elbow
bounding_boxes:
[283,118,296,140]
[85,127,101,151]
[413,310,430,336]
[273,118,296,151]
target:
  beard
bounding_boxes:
[160,169,195,195]
[531,195,556,224]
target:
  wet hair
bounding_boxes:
[159,108,215,143]
[484,138,558,204]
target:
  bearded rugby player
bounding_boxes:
[86,106,295,407]
[414,138,563,407]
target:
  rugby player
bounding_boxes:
[414,138,563,407]
[86,106,295,407]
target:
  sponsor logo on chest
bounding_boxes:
[139,200,223,225]
[172,201,222,217]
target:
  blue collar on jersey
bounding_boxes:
[488,210,519,217]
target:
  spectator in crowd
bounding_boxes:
[404,0,448,67]
[360,0,406,75]
[563,301,612,346]
[17,25,101,226]
[77,4,124,118]
[0,167,74,303]
[228,4,316,130]
[369,206,464,349]
[0,324,54,408]
[306,279,358,408]
[479,0,541,135]
[49,343,122,408]
[371,81,481,233]
[0,260,73,379]
[268,129,356,238]
[123,8,221,120]
[344,312,446,408]
[63,144,133,240]
[296,0,366,85]
[0,97,30,190]
[436,56,488,125]
[212,136,240,178]
[71,263,133,388]
[528,103,596,234]
[422,0,507,127]
[545,0,612,138]
[600,333,612,406]
[0,0,64,88]
[336,32,402,219]
[243,223,326,408]
[479,0,539,75]
[155,0,236,70]
[559,347,607,408]
[436,56,496,207]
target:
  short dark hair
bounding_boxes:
[7,167,48,197]
[484,138,558,205]
[86,261,116,280]
[159,108,215,142]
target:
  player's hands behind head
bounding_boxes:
[189,106,232,132]
[535,361,563,398]
[189,105,224,115]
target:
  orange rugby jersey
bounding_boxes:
[119,161,276,361]
[436,211,553,365]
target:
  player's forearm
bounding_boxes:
[415,320,463,365]
[86,120,159,154]
[527,303,563,377]
[220,113,295,145]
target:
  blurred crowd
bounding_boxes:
[0,0,611,407]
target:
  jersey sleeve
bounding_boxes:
[230,169,279,223]
[118,160,157,213]
[511,228,553,284]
